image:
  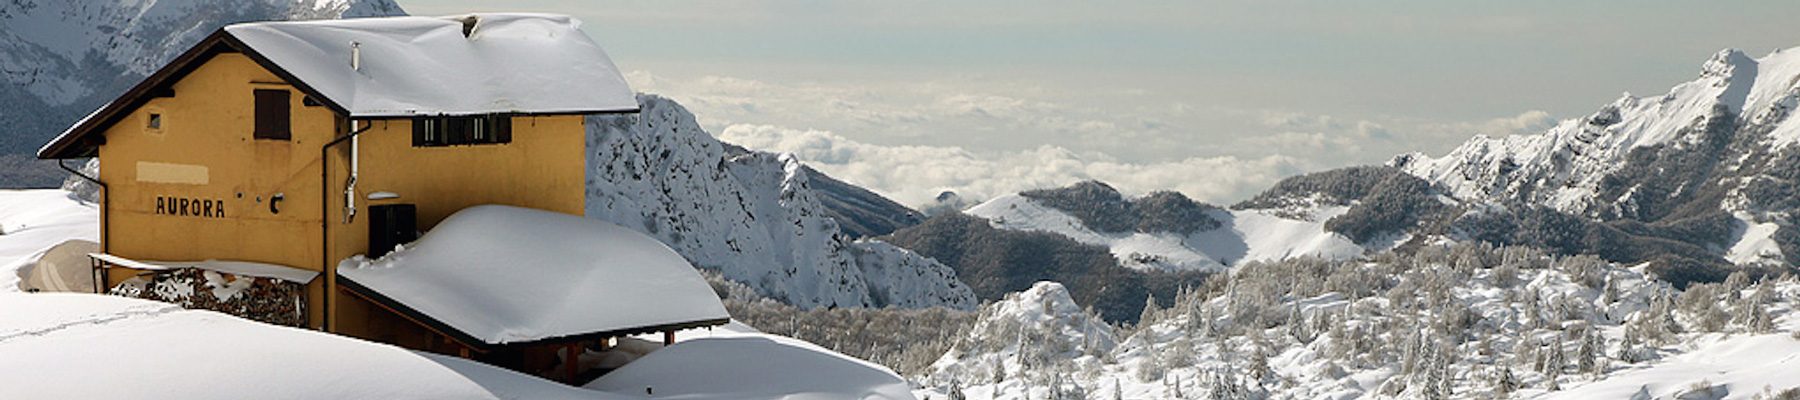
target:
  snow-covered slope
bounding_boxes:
[966,193,1363,272]
[924,281,1118,398]
[0,190,97,292]
[0,0,405,155]
[586,95,975,310]
[917,244,1800,400]
[1544,330,1800,400]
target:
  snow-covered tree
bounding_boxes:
[1493,366,1519,398]
[1139,293,1162,328]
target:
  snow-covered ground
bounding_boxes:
[0,292,918,399]
[0,189,97,292]
[0,293,614,399]
[1545,331,1800,399]
[967,193,1363,272]
[586,332,916,399]
[1727,211,1785,265]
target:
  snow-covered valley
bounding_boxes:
[967,192,1364,272]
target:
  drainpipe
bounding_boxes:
[59,159,105,294]
[321,119,373,331]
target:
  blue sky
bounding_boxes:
[407,0,1800,206]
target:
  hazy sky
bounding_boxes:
[407,0,1800,206]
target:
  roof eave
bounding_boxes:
[338,274,729,352]
[37,29,352,160]
[348,107,641,120]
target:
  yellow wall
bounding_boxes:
[94,51,591,338]
[98,53,335,327]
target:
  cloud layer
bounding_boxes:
[631,71,1560,208]
[719,124,1304,207]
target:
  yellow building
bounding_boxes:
[37,14,727,378]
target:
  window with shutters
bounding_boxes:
[412,115,512,147]
[253,89,291,140]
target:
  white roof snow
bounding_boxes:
[223,13,637,117]
[89,253,319,284]
[338,205,729,345]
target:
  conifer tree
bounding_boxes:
[1139,293,1162,328]
[1493,366,1518,398]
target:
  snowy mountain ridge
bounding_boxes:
[1391,48,1768,214]
[1391,46,1800,253]
[586,95,975,310]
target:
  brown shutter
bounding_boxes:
[491,115,512,144]
[254,89,291,140]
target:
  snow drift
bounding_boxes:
[0,293,613,400]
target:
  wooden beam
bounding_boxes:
[564,343,581,384]
[663,330,675,346]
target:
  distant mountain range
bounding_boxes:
[881,46,1800,320]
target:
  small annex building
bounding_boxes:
[35,13,728,381]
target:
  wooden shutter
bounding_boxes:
[412,117,436,146]
[491,115,512,144]
[253,89,290,140]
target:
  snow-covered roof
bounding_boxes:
[338,205,729,347]
[223,13,636,117]
[90,253,319,283]
[39,13,636,159]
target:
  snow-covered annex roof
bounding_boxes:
[40,13,636,159]
[337,205,729,349]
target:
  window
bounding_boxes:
[147,113,162,130]
[253,89,290,140]
[412,115,512,147]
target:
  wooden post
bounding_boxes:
[458,345,471,359]
[662,330,675,346]
[597,337,611,351]
[564,343,581,384]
